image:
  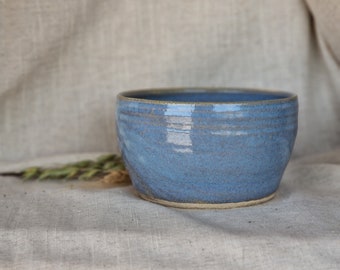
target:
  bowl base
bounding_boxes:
[137,192,276,209]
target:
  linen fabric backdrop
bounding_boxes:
[0,0,340,269]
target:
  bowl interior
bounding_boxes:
[120,89,294,103]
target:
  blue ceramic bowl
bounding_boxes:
[116,88,298,208]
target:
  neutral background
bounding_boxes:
[1,0,340,269]
[1,0,340,162]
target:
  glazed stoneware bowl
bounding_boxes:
[116,88,298,209]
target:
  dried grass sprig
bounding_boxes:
[0,154,131,185]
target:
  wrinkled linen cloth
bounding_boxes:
[1,151,340,269]
[0,0,340,269]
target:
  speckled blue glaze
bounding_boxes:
[116,88,298,204]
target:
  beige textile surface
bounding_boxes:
[1,0,340,269]
[1,152,340,269]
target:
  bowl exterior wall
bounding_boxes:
[116,97,298,203]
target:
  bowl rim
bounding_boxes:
[117,87,298,105]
